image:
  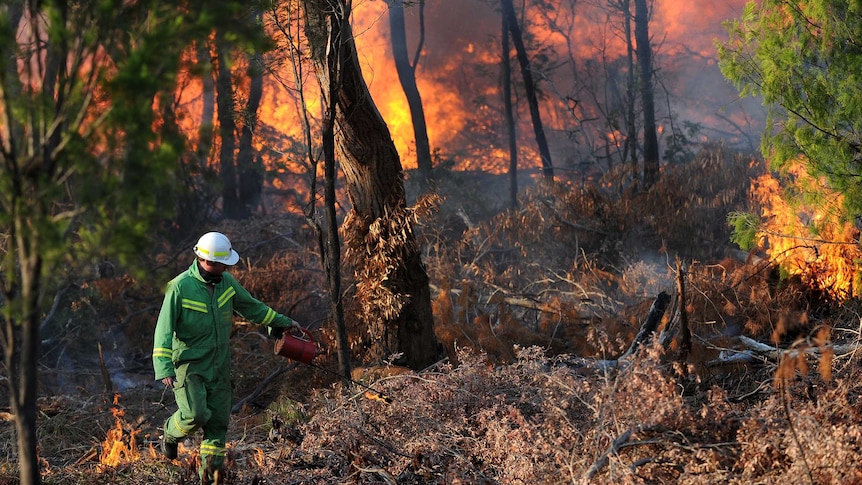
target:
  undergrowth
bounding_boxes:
[5,145,862,483]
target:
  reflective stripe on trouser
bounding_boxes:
[164,372,232,475]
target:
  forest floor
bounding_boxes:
[3,144,862,484]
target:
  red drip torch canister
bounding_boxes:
[274,326,320,364]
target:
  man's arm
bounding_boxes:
[153,283,179,382]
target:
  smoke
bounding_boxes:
[351,0,763,173]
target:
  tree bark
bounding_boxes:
[620,291,671,360]
[237,51,264,216]
[6,246,42,485]
[621,0,638,168]
[501,0,554,180]
[635,0,660,188]
[216,34,241,218]
[387,0,433,192]
[502,12,518,209]
[302,0,438,370]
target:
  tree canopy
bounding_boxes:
[718,0,862,217]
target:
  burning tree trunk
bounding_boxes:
[302,0,439,370]
[635,0,660,188]
[501,0,554,180]
[387,0,433,192]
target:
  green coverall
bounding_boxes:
[152,261,293,478]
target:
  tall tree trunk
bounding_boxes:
[621,0,638,168]
[3,226,42,484]
[502,11,518,209]
[7,235,42,485]
[501,0,554,180]
[215,35,241,218]
[236,52,264,216]
[198,42,216,165]
[318,0,352,383]
[635,0,659,188]
[387,0,433,192]
[302,0,438,370]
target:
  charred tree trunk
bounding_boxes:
[236,51,264,216]
[302,0,439,370]
[620,291,670,360]
[218,23,264,220]
[502,12,518,209]
[387,0,433,192]
[635,0,660,188]
[675,258,692,361]
[501,0,553,180]
[215,35,241,218]
[621,0,638,168]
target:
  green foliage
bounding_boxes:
[0,0,272,292]
[727,211,761,251]
[268,396,309,427]
[717,0,862,218]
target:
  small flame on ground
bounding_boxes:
[98,393,140,470]
[254,447,266,468]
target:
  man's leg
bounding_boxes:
[163,373,211,456]
[199,380,231,484]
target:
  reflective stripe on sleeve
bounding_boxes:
[153,347,172,359]
[262,308,276,325]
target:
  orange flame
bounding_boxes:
[751,159,862,300]
[98,394,140,470]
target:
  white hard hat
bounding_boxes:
[193,232,240,265]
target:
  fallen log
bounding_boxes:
[706,335,856,366]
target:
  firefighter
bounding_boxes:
[152,231,297,484]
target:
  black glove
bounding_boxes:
[268,325,286,340]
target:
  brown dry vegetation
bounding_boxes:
[3,144,862,484]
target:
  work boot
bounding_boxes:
[160,420,178,460]
[160,435,178,460]
[201,466,222,485]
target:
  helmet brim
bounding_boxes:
[222,250,240,266]
[194,247,240,266]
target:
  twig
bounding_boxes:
[355,466,397,485]
[585,428,634,479]
[629,457,683,473]
[97,342,113,394]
